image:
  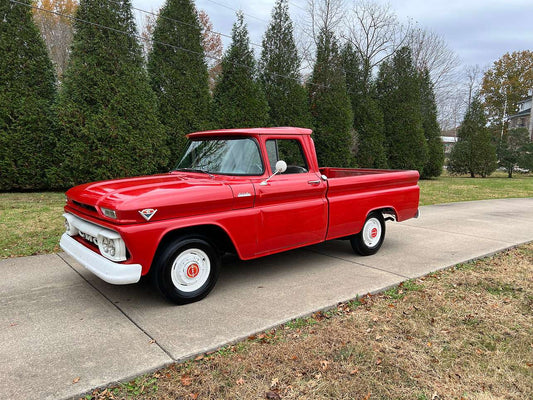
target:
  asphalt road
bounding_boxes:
[1,198,532,400]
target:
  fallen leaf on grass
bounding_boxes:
[181,375,192,386]
[190,393,199,399]
[72,377,80,384]
[321,360,330,370]
[194,354,204,361]
[236,378,245,385]
[312,311,325,321]
[350,368,359,375]
[270,377,279,389]
[376,359,382,365]
[266,390,281,399]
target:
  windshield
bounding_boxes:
[176,138,264,176]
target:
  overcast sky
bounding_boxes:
[133,0,533,70]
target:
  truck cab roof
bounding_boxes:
[187,127,312,139]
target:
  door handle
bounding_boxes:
[308,180,321,185]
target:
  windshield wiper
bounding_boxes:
[175,168,214,178]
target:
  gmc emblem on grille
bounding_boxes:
[79,231,98,245]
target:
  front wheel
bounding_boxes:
[151,236,220,305]
[350,212,386,256]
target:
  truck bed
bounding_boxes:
[319,167,420,240]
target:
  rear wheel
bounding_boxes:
[151,236,220,304]
[350,212,386,256]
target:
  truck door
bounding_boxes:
[254,138,328,255]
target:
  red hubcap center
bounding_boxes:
[186,263,199,278]
[371,228,378,238]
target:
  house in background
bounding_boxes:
[508,96,532,141]
[440,128,458,157]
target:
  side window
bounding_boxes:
[266,139,308,174]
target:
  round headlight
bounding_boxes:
[64,216,79,236]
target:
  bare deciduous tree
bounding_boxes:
[437,64,487,131]
[32,0,78,79]
[406,26,461,130]
[198,10,223,92]
[299,0,345,71]
[407,27,460,90]
[464,64,484,107]
[343,0,408,79]
[306,0,345,40]
[139,10,157,56]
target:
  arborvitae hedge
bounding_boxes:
[0,0,57,190]
[148,0,210,168]
[259,0,310,128]
[212,13,268,128]
[50,0,166,187]
[419,69,444,178]
[341,43,387,168]
[377,47,428,173]
[448,96,497,177]
[309,28,354,167]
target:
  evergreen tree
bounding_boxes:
[419,68,444,178]
[0,0,56,190]
[341,43,387,168]
[51,0,166,187]
[259,0,310,127]
[377,47,428,172]
[309,28,354,167]
[148,0,210,167]
[212,13,268,128]
[498,127,530,178]
[448,96,497,177]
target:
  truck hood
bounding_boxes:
[65,173,236,223]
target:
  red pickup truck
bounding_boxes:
[61,127,419,304]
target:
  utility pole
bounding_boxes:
[529,88,533,142]
[500,95,508,141]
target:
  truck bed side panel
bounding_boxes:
[323,169,419,239]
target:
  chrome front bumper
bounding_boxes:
[60,233,141,285]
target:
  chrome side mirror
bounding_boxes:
[260,160,287,186]
[275,160,287,174]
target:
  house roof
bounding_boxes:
[508,107,531,119]
[441,136,458,143]
[441,128,458,137]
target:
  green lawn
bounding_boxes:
[0,171,532,259]
[0,192,65,259]
[418,171,533,206]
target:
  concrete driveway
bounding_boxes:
[1,198,532,400]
